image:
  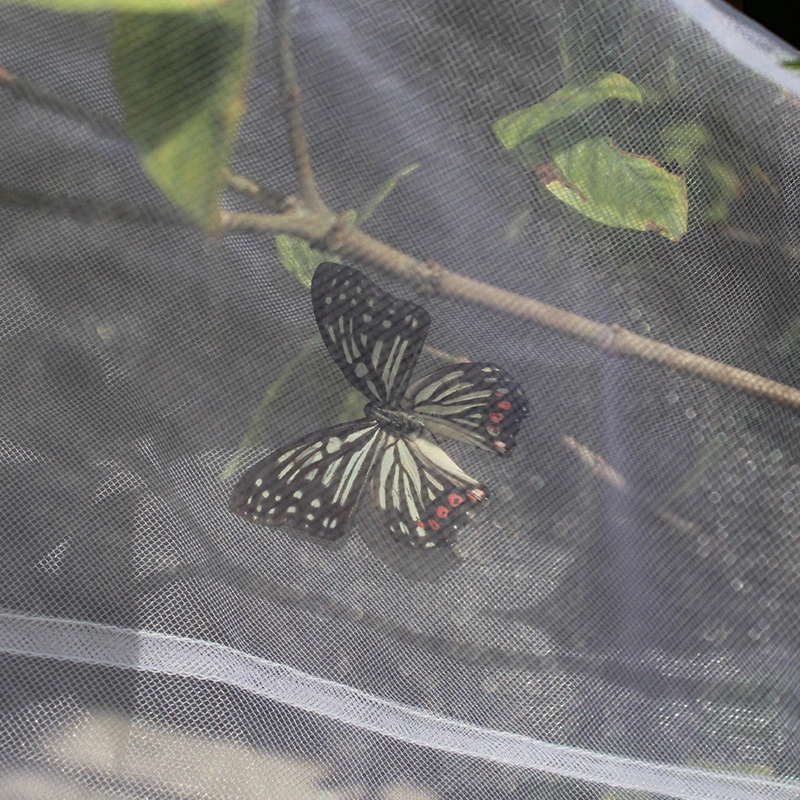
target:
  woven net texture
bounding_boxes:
[2,1,800,798]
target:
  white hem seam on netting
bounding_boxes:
[0,611,797,800]
[671,0,800,92]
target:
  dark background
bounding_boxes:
[729,0,800,49]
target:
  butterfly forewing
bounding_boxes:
[311,263,431,407]
[371,434,488,548]
[229,420,386,539]
[402,363,530,455]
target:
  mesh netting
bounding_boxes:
[2,1,800,798]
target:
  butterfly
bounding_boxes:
[229,262,529,549]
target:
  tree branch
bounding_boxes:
[220,205,336,241]
[224,209,800,415]
[224,170,290,213]
[270,0,327,214]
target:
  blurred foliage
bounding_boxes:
[494,72,687,240]
[8,0,227,9]
[493,0,777,242]
[541,137,687,241]
[112,4,256,230]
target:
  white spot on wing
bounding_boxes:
[383,336,408,396]
[322,461,339,486]
[349,321,361,358]
[342,338,354,364]
[371,340,384,372]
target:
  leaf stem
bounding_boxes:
[562,436,698,535]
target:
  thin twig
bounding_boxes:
[224,170,291,213]
[271,0,326,214]
[0,65,128,140]
[561,435,628,491]
[220,206,336,241]
[722,224,800,262]
[561,436,698,535]
[0,186,190,228]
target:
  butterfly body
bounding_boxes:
[230,263,529,549]
[364,403,423,437]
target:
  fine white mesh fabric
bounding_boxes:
[2,1,800,799]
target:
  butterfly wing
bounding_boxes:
[311,262,431,407]
[402,362,529,455]
[230,420,386,539]
[370,434,488,548]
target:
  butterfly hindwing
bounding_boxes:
[229,420,386,539]
[402,362,530,455]
[370,434,488,548]
[311,262,431,407]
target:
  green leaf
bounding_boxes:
[8,0,230,9]
[221,338,316,480]
[504,206,533,240]
[539,137,688,241]
[663,123,749,223]
[274,235,325,290]
[661,121,710,169]
[334,387,366,424]
[702,156,743,223]
[275,209,357,288]
[493,73,643,151]
[220,337,328,480]
[112,5,256,230]
[356,163,419,226]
